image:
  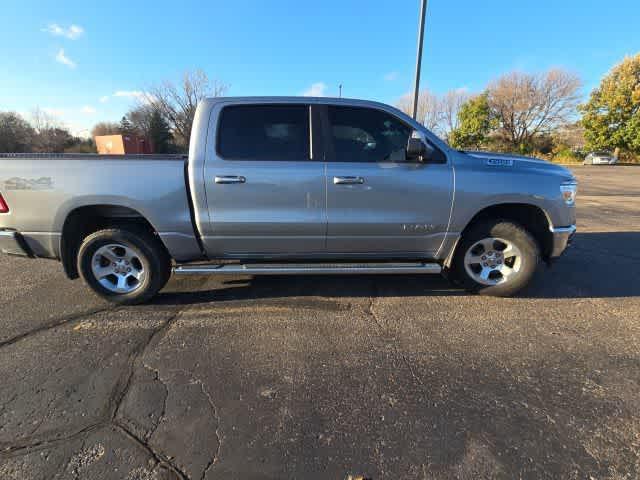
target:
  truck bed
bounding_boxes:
[0,153,201,261]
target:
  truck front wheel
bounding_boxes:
[77,228,171,305]
[452,219,540,297]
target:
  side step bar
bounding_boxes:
[173,262,442,276]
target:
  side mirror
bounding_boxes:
[406,138,434,162]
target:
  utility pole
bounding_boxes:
[339,84,343,98]
[412,0,428,120]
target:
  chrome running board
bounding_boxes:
[173,262,442,276]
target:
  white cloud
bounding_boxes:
[302,82,328,97]
[113,90,144,99]
[55,49,76,68]
[80,106,96,114]
[66,122,91,138]
[109,90,155,105]
[43,23,84,40]
[141,94,157,105]
[384,71,399,81]
[99,96,110,103]
[43,108,65,117]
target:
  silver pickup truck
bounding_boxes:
[0,97,577,303]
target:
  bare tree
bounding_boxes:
[91,122,120,137]
[487,69,581,149]
[396,88,472,140]
[30,108,73,152]
[396,89,444,135]
[126,104,156,138]
[145,69,228,149]
[30,108,60,133]
[441,89,472,136]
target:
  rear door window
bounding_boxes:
[217,105,310,161]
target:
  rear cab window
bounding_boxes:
[217,105,310,161]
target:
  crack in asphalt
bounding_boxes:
[0,306,115,349]
[0,311,170,455]
[0,422,104,457]
[364,283,490,417]
[25,395,58,439]
[141,363,170,442]
[114,422,188,480]
[366,281,425,389]
[112,310,181,423]
[0,392,19,420]
[0,305,194,479]
[113,307,224,480]
[110,309,188,478]
[195,378,222,480]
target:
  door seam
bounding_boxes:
[323,161,329,250]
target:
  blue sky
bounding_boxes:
[1,0,638,135]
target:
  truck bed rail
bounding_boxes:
[0,153,188,160]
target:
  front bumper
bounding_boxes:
[550,225,576,258]
[0,230,34,257]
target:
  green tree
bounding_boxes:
[0,112,35,152]
[119,116,135,135]
[580,53,640,154]
[148,109,172,153]
[64,138,97,154]
[449,94,493,149]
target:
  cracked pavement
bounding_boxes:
[1,166,640,479]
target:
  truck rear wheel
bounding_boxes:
[77,228,171,305]
[452,219,540,297]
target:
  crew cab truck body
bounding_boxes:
[0,97,577,303]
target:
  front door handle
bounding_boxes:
[333,176,365,185]
[215,175,246,184]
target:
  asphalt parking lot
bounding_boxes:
[1,165,639,480]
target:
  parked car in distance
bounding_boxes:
[0,97,577,304]
[584,151,617,165]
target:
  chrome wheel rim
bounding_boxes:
[463,237,522,286]
[91,243,147,294]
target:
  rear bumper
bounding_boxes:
[550,225,576,258]
[0,230,35,257]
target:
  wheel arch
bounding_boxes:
[446,203,553,267]
[60,204,167,279]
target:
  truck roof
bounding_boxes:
[197,95,452,160]
[203,96,400,111]
[201,96,418,128]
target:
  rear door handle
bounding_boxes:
[215,175,246,184]
[333,176,365,185]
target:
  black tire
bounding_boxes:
[77,228,171,305]
[452,219,540,297]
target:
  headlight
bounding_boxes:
[560,182,577,206]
